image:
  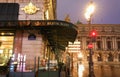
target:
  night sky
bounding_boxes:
[57,0,120,24]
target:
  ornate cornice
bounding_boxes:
[77,24,120,36]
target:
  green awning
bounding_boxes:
[0,20,78,50]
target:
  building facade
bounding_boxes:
[0,0,56,70]
[0,0,77,73]
[77,24,120,77]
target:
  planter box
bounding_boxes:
[9,72,35,77]
[0,75,6,77]
[38,70,59,77]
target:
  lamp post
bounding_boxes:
[85,1,95,77]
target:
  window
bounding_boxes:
[97,41,101,50]
[117,37,120,50]
[86,41,89,50]
[119,54,120,62]
[106,37,112,50]
[107,41,112,50]
[118,41,120,50]
[96,37,102,50]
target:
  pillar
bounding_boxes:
[82,37,87,50]
[13,30,23,54]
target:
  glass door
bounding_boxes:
[0,36,14,66]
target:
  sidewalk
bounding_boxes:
[0,75,6,77]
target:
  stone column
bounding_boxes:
[104,37,107,50]
[114,52,119,62]
[102,53,108,62]
[114,37,117,50]
[112,37,114,49]
[93,42,97,50]
[82,37,87,50]
[13,30,23,54]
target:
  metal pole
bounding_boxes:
[38,56,40,71]
[34,57,36,72]
[88,48,95,77]
[88,15,95,77]
[37,57,40,77]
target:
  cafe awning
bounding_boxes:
[0,20,78,50]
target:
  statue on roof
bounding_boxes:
[64,14,71,22]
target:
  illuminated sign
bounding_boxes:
[67,40,81,52]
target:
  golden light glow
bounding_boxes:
[9,49,13,53]
[1,33,5,35]
[0,36,14,49]
[78,64,85,77]
[85,1,95,21]
[0,50,3,54]
[78,52,83,59]
[0,63,5,66]
[45,10,49,20]
[21,2,39,14]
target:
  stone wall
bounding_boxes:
[21,30,45,69]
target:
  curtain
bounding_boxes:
[0,3,19,20]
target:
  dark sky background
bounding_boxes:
[57,0,120,24]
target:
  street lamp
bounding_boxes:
[85,1,95,77]
[85,1,95,23]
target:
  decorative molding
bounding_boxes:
[21,2,40,14]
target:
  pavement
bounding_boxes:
[0,75,6,77]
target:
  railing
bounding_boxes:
[0,56,68,77]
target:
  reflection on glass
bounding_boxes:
[0,35,14,66]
